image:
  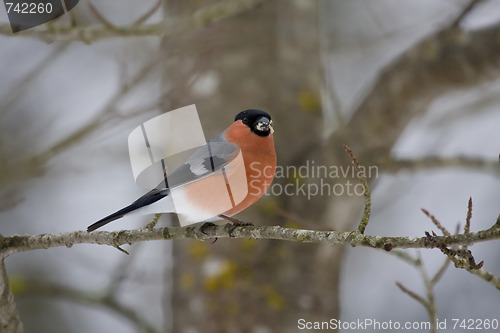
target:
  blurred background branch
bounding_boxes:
[0,0,267,43]
[378,156,500,175]
[13,277,158,333]
[395,251,450,333]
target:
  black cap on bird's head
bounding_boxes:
[235,109,274,137]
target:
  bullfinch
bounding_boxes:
[87,109,276,232]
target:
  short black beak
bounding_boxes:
[257,116,269,128]
[255,117,274,134]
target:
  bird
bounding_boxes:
[87,109,277,234]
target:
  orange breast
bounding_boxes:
[222,122,276,216]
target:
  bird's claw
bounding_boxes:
[200,222,216,235]
[217,215,253,238]
[200,222,218,243]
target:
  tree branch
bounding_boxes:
[0,0,266,43]
[1,221,500,260]
[343,145,371,234]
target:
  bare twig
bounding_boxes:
[394,251,448,333]
[464,197,473,235]
[343,145,371,234]
[431,257,451,285]
[417,255,438,333]
[391,249,420,266]
[395,282,428,308]
[450,0,485,28]
[421,209,450,236]
[143,213,163,230]
[88,2,120,31]
[462,197,473,252]
[133,0,163,26]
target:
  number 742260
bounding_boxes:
[5,2,53,14]
[452,318,499,330]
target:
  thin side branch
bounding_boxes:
[133,0,163,26]
[450,0,485,28]
[464,197,473,235]
[421,209,450,236]
[395,251,442,333]
[343,144,371,234]
[463,197,473,251]
[431,257,451,285]
[88,2,119,31]
[143,213,163,230]
[395,282,428,308]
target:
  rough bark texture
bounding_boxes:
[2,224,500,254]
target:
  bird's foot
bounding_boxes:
[200,222,216,235]
[218,215,253,238]
[200,222,218,243]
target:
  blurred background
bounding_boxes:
[1,0,500,332]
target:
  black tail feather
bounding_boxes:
[87,204,136,232]
[87,190,169,232]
